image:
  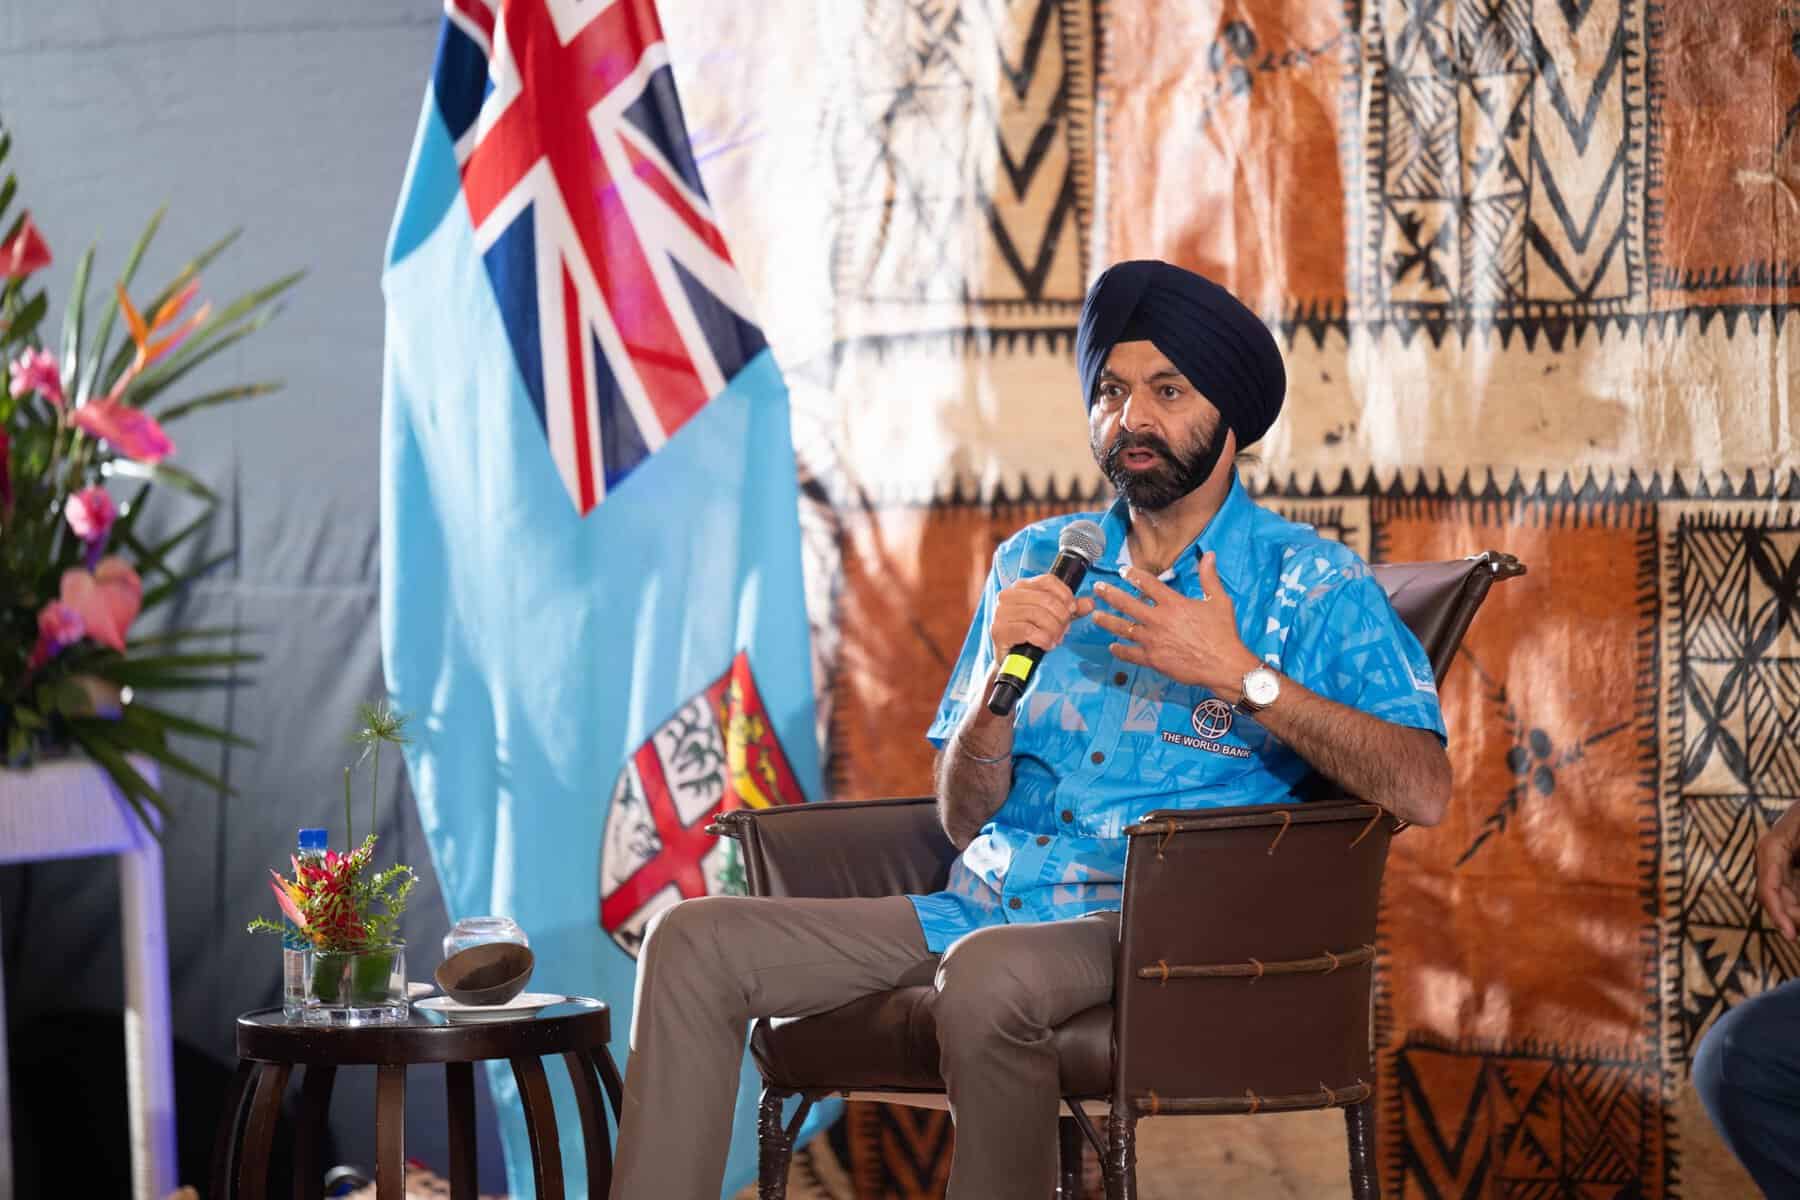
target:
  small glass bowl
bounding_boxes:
[442,916,529,962]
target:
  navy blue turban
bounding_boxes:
[1075,260,1286,448]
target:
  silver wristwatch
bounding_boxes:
[1237,666,1281,713]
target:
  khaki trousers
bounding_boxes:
[608,894,1118,1199]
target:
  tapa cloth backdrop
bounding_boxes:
[659,0,1796,1194]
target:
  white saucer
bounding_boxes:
[416,992,564,1024]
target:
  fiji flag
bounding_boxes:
[380,1,831,1194]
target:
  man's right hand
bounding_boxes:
[1755,804,1800,938]
[990,574,1096,664]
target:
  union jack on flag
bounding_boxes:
[435,0,768,515]
[385,1,826,1192]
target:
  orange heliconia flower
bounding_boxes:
[118,277,210,377]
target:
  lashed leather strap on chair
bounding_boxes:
[1139,943,1375,982]
[1111,800,1392,1129]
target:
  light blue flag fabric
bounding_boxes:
[379,4,836,1194]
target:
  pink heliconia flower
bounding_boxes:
[64,486,118,544]
[69,397,174,463]
[0,214,51,278]
[58,557,142,652]
[26,600,86,669]
[9,347,64,408]
[269,873,308,929]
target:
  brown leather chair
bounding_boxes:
[710,551,1525,1199]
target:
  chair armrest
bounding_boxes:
[709,796,960,900]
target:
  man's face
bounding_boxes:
[1087,340,1232,511]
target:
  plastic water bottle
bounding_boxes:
[282,827,329,1018]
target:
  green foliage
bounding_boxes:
[247,703,419,952]
[245,833,418,952]
[362,856,420,947]
[349,699,411,845]
[0,123,300,832]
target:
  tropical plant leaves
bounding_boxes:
[1,148,295,835]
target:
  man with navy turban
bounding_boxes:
[1076,258,1287,509]
[611,263,1451,1199]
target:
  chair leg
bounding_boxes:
[756,1086,797,1200]
[1344,1098,1380,1200]
[1102,1109,1137,1200]
[1058,1115,1083,1199]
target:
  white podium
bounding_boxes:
[0,757,178,1200]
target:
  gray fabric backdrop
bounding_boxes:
[0,1,508,1188]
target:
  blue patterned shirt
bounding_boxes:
[907,473,1446,952]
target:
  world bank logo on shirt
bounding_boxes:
[1158,697,1250,757]
[1191,698,1234,740]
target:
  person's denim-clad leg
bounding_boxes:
[1694,979,1800,1195]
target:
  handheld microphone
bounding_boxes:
[986,520,1105,717]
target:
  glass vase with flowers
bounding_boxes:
[248,702,417,1023]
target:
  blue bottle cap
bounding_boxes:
[297,827,329,853]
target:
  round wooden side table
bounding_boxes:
[212,997,621,1200]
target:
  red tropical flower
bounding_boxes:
[0,214,51,278]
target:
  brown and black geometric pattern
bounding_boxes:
[829,0,1096,344]
[1341,0,1800,345]
[823,476,1800,1198]
[1388,1038,1662,1196]
[1362,0,1646,336]
[1264,495,1372,559]
[1662,503,1800,1068]
[847,1102,956,1198]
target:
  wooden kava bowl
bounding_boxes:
[434,942,535,1006]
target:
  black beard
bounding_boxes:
[1098,421,1230,511]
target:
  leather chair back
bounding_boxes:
[1109,551,1519,1111]
[1112,803,1390,1108]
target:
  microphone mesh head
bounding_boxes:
[1058,519,1105,565]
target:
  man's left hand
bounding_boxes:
[1092,551,1261,699]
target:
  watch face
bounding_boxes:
[1245,669,1280,707]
